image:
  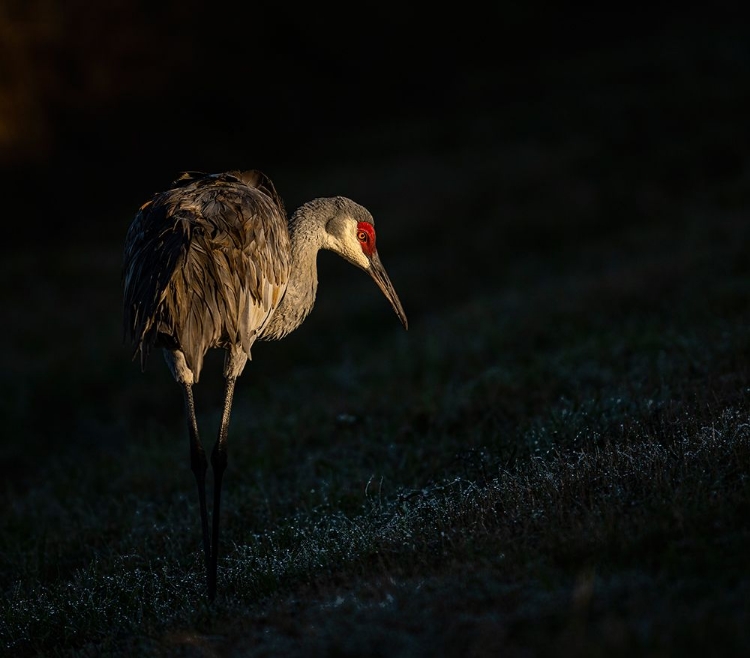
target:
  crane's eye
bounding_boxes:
[356,221,376,256]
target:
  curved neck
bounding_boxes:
[260,211,323,340]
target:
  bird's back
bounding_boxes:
[123,170,291,381]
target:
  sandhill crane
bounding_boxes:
[123,170,407,601]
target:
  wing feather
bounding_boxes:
[122,170,291,382]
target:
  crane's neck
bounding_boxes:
[259,207,325,340]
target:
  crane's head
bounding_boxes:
[315,197,408,330]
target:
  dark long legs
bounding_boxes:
[207,375,237,601]
[183,384,211,586]
[182,366,240,602]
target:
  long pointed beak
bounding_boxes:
[368,252,408,330]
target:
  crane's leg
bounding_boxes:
[207,346,247,602]
[208,374,237,602]
[182,383,211,589]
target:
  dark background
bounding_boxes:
[2,3,749,444]
[3,3,743,248]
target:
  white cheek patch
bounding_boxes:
[324,218,372,269]
[335,239,369,269]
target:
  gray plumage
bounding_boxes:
[124,170,407,381]
[123,170,290,381]
[122,169,407,601]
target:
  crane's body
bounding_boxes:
[123,169,407,601]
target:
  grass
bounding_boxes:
[2,22,750,657]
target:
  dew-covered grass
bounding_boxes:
[2,23,750,657]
